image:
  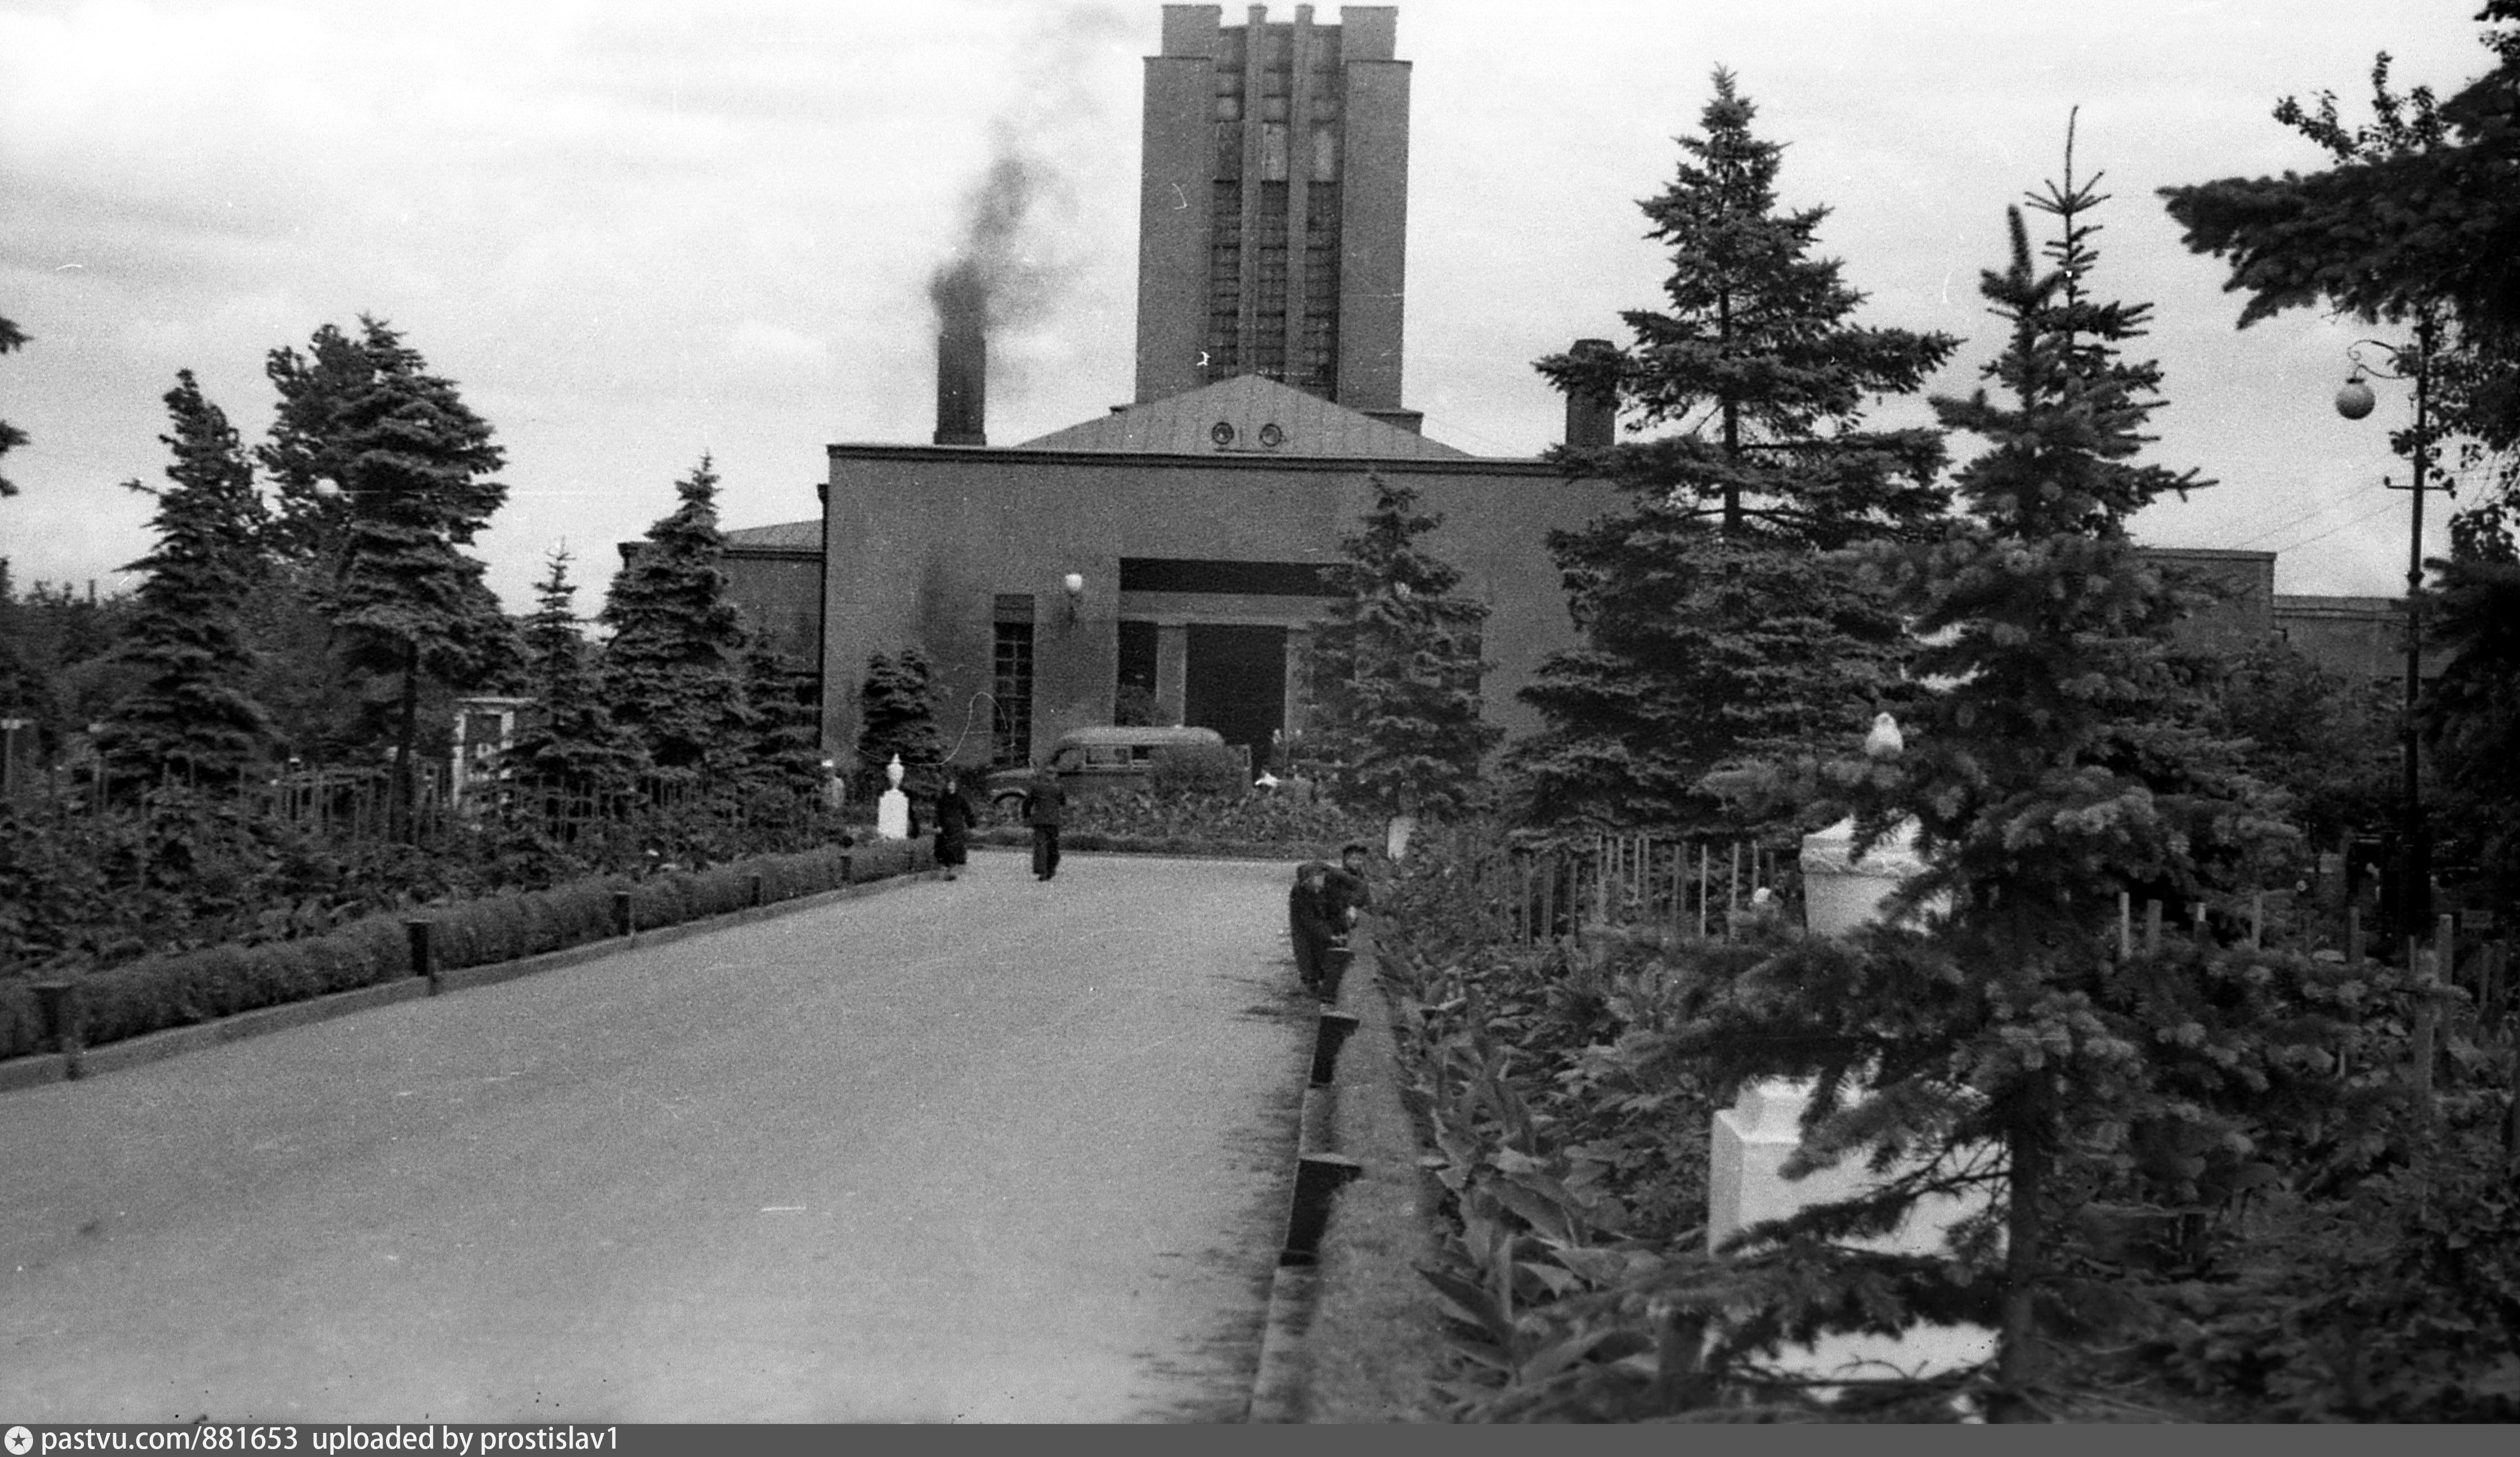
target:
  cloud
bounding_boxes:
[724,319,831,367]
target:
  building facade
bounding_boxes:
[696,2,2435,783]
[821,374,1613,774]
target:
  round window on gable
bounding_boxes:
[1257,422,1284,449]
[1210,421,1236,447]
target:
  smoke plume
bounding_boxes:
[924,6,1127,363]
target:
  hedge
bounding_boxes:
[0,836,930,1064]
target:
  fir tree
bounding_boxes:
[263,317,513,837]
[1308,474,1499,820]
[2420,555,2520,898]
[0,314,27,498]
[741,634,827,804]
[853,649,945,802]
[1515,71,1958,830]
[0,561,46,730]
[94,371,275,790]
[504,549,640,811]
[1676,130,2337,1417]
[599,456,755,783]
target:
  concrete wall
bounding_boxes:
[721,548,823,665]
[2276,594,2437,686]
[819,443,1612,766]
[1335,46,1409,413]
[1133,8,1221,405]
[2145,547,2275,650]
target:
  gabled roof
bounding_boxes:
[1014,373,1473,460]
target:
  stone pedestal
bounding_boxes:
[1702,818,1994,1387]
[1709,1078,1981,1257]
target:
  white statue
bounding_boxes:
[875,753,911,840]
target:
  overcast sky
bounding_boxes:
[0,0,2499,617]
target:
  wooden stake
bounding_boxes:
[2117,891,2132,961]
[2348,908,2365,969]
[2250,893,2263,950]
[1697,843,1709,939]
[2410,935,2438,1109]
[2144,900,2162,956]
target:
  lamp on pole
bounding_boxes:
[2333,314,2443,949]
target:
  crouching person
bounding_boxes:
[1289,861,1341,996]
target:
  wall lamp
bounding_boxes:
[1061,572,1085,625]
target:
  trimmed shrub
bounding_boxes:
[1149,742,1249,798]
[0,838,920,1064]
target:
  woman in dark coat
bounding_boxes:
[933,768,979,880]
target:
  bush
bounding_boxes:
[0,838,925,1063]
[1069,784,1371,851]
[1149,742,1249,798]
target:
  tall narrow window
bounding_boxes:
[992,595,1036,768]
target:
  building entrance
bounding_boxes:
[1184,624,1285,780]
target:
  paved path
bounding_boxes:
[0,850,1311,1423]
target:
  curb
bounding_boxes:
[0,866,944,1094]
[1247,943,1364,1423]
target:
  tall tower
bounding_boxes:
[1133,4,1416,428]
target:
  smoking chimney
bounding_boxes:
[934,321,987,446]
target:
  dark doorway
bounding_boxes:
[1116,620,1160,726]
[1185,624,1285,778]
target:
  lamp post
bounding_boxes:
[2333,314,2442,949]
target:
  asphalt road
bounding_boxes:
[0,849,1312,1423]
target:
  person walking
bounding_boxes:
[1289,861,1341,996]
[1025,765,1066,881]
[932,768,979,881]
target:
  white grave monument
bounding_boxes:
[1707,815,1994,1384]
[875,754,911,840]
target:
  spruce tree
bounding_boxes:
[1516,71,1958,830]
[1677,132,2328,1416]
[599,456,755,784]
[0,314,27,498]
[741,635,827,805]
[853,649,945,803]
[262,317,513,837]
[504,550,640,814]
[1308,474,1499,820]
[95,371,275,790]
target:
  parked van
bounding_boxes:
[981,725,1234,816]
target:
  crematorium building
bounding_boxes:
[697,2,2397,781]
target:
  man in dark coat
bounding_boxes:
[1026,767,1066,881]
[932,768,979,881]
[1289,861,1341,993]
